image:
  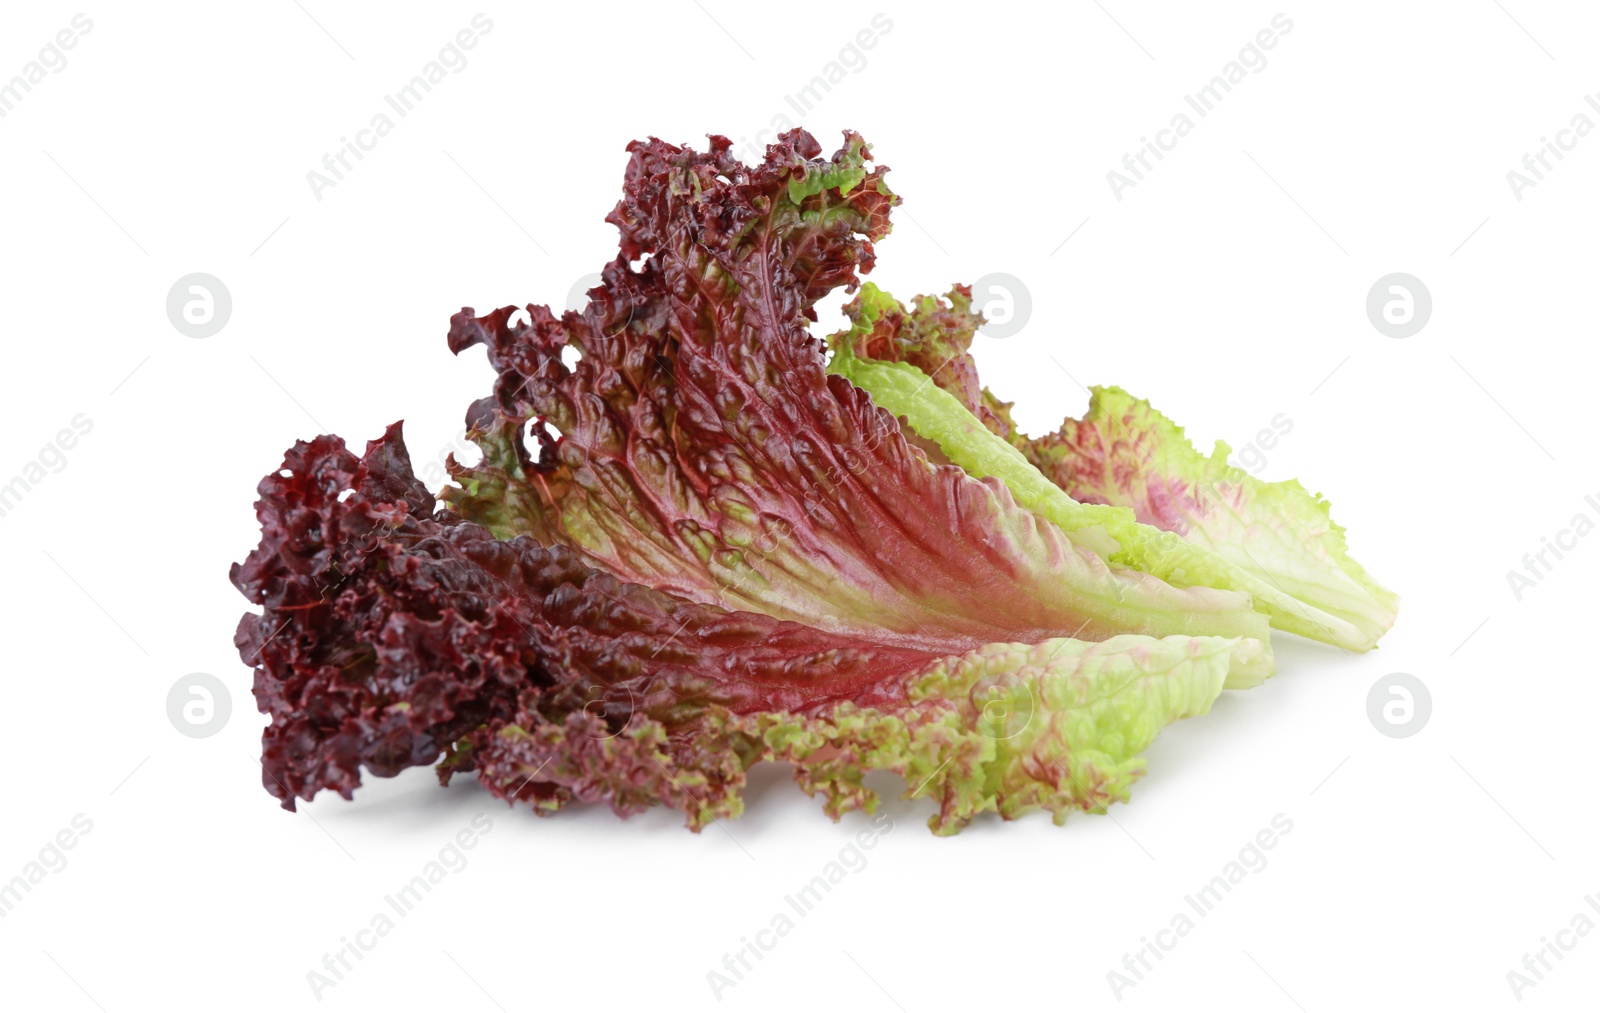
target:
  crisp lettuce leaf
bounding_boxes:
[234,426,1265,832]
[1016,386,1399,650]
[231,128,1393,835]
[828,284,1397,651]
[441,132,1269,652]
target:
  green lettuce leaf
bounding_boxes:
[1016,386,1399,651]
[828,284,1397,651]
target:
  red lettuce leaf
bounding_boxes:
[232,129,1286,833]
[442,129,1265,649]
[235,426,1262,832]
[235,425,936,811]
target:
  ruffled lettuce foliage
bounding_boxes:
[233,130,1392,834]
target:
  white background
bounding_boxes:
[1,2,1594,1010]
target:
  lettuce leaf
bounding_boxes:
[440,132,1268,651]
[1012,387,1399,650]
[828,283,1398,652]
[231,128,1391,834]
[233,425,1264,834]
